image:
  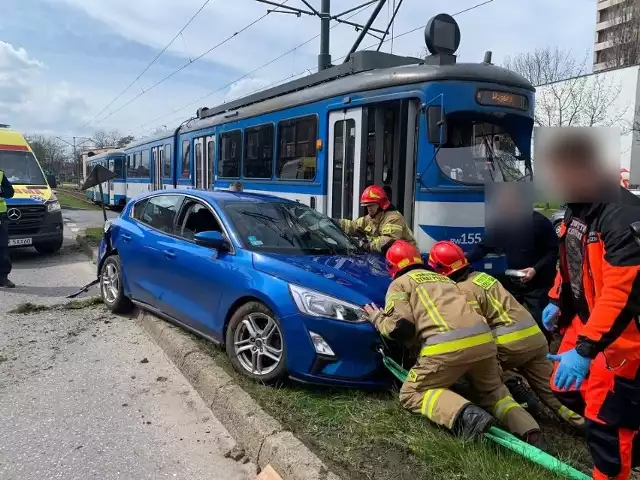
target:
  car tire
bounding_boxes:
[554,222,561,237]
[225,302,287,383]
[34,237,64,254]
[100,254,133,314]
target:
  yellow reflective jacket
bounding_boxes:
[339,209,416,253]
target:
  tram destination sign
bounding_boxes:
[475,90,529,111]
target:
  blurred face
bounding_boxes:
[547,158,603,203]
[366,203,380,217]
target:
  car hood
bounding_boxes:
[252,252,391,305]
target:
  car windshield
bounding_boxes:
[0,150,46,185]
[225,201,360,255]
[436,116,530,185]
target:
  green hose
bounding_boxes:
[380,354,590,480]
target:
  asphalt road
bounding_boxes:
[0,248,257,479]
[62,207,118,239]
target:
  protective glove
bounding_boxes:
[547,349,591,391]
[542,303,559,331]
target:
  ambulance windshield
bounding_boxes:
[0,150,46,186]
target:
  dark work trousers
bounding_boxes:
[496,276,554,344]
[0,214,11,280]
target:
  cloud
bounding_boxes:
[0,40,90,135]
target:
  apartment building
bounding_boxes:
[594,0,639,71]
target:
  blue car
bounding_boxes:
[97,189,393,387]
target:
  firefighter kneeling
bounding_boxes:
[338,185,416,254]
[363,240,544,444]
[428,240,585,431]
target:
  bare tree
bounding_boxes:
[91,130,134,149]
[603,0,640,69]
[503,47,627,127]
[24,134,70,174]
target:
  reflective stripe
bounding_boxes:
[487,293,513,325]
[423,323,491,345]
[385,292,409,314]
[420,388,445,420]
[492,395,521,421]
[415,286,450,332]
[472,272,498,290]
[558,405,582,422]
[0,171,5,214]
[467,300,481,313]
[420,332,494,357]
[381,223,403,235]
[494,324,543,345]
[408,271,454,284]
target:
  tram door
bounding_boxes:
[327,108,363,220]
[151,146,163,191]
[108,158,115,204]
[194,135,215,189]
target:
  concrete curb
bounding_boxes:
[75,232,98,264]
[137,311,341,480]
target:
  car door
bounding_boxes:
[119,194,184,310]
[162,197,236,338]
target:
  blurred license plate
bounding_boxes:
[9,238,33,246]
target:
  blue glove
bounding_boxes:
[542,303,559,331]
[547,349,591,391]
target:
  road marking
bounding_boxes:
[71,228,79,233]
[67,223,77,227]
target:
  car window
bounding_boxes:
[139,195,183,233]
[175,201,222,241]
[224,200,358,255]
[132,199,148,220]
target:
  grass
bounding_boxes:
[83,227,104,247]
[8,296,102,314]
[55,190,100,210]
[199,341,591,480]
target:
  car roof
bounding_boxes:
[133,188,295,205]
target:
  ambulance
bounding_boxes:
[0,125,63,254]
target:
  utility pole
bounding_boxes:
[56,136,95,187]
[255,0,400,72]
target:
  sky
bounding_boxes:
[0,0,597,143]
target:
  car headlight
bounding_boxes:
[47,201,61,212]
[289,284,365,322]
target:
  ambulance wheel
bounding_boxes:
[100,254,133,314]
[225,302,287,383]
[35,237,63,254]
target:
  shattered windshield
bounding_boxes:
[435,117,530,184]
[225,201,360,255]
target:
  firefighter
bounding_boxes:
[541,130,640,480]
[337,185,416,254]
[428,240,584,430]
[0,169,14,288]
[363,240,544,444]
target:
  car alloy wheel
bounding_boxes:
[233,312,283,376]
[101,262,120,304]
[554,223,561,237]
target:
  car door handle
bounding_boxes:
[163,250,176,259]
[122,233,132,242]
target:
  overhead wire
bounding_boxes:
[82,0,214,129]
[87,0,292,130]
[135,0,495,136]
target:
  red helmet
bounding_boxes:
[428,241,469,276]
[386,240,424,278]
[360,185,390,210]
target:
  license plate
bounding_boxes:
[9,238,33,247]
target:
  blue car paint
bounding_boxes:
[98,189,394,388]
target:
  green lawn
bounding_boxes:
[199,342,590,480]
[56,190,100,210]
[83,227,103,247]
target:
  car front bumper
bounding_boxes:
[6,206,63,247]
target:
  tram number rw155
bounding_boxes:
[450,233,482,245]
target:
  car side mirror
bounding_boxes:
[194,230,228,250]
[47,174,57,188]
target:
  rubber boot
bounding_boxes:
[452,404,496,441]
[523,429,548,452]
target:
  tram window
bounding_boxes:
[244,124,273,179]
[113,157,124,178]
[163,144,172,177]
[219,130,242,178]
[140,150,150,178]
[128,152,142,178]
[277,116,317,180]
[435,117,524,185]
[182,140,191,177]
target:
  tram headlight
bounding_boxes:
[289,284,365,322]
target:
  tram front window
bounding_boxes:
[435,116,529,184]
